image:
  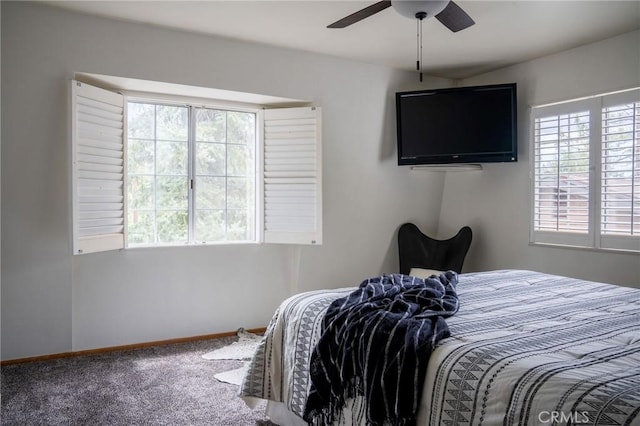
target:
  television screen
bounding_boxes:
[396,83,517,165]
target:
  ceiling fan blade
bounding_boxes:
[327,0,392,28]
[435,1,475,32]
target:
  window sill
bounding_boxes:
[528,241,639,255]
[125,240,261,250]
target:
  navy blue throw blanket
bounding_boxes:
[303,272,459,426]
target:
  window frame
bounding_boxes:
[599,89,640,252]
[71,80,322,254]
[124,96,261,247]
[529,88,640,253]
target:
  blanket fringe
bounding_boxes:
[305,379,356,425]
[305,379,419,426]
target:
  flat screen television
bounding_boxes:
[396,83,517,165]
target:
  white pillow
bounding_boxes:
[409,268,443,279]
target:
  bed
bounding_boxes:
[240,270,640,425]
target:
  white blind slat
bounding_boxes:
[78,153,123,166]
[265,152,315,161]
[79,202,124,212]
[265,157,316,165]
[79,210,123,220]
[79,226,124,237]
[78,170,123,181]
[78,137,123,152]
[78,121,123,138]
[264,118,316,127]
[265,143,315,151]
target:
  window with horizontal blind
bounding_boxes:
[530,88,639,252]
[71,80,322,254]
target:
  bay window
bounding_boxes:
[71,80,321,254]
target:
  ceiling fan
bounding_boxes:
[328,1,475,80]
[327,0,475,32]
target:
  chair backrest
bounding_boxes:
[398,223,472,275]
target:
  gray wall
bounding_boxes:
[1,2,450,360]
[438,30,640,287]
[3,2,638,362]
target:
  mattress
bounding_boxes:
[240,270,640,425]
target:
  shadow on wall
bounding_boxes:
[382,225,400,273]
[379,87,398,163]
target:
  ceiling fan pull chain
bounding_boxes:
[416,12,425,82]
[416,18,420,72]
[420,16,423,82]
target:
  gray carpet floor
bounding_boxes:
[1,336,278,425]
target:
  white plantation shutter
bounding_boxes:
[263,107,322,244]
[600,89,640,250]
[531,89,639,252]
[71,81,125,254]
[531,99,597,247]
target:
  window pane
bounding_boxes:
[127,102,190,246]
[127,176,154,209]
[196,142,226,176]
[196,177,226,209]
[156,210,188,243]
[156,176,188,210]
[227,111,255,144]
[195,210,225,242]
[227,177,251,209]
[156,105,188,141]
[128,139,154,174]
[157,141,188,175]
[601,102,639,236]
[196,109,226,142]
[228,145,252,176]
[128,103,154,139]
[227,209,253,240]
[127,210,155,244]
[533,112,590,233]
[194,107,256,243]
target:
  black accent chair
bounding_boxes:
[398,223,472,275]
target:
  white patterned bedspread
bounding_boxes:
[240,270,640,425]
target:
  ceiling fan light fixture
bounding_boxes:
[325,0,474,81]
[391,0,450,20]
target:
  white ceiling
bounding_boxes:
[48,0,640,80]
